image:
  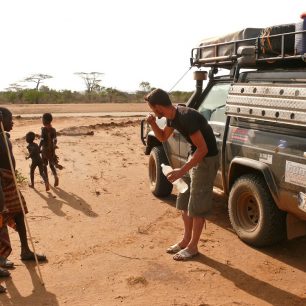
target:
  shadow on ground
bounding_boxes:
[0,263,58,306]
[160,190,306,272]
[195,254,305,306]
[33,187,98,218]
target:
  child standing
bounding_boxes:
[39,113,62,187]
[25,131,50,191]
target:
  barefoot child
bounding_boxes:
[39,113,63,187]
[25,131,50,191]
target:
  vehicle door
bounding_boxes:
[163,132,182,168]
[181,82,231,189]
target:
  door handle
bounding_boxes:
[214,131,221,137]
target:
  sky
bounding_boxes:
[0,0,305,93]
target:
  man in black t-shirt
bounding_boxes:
[145,88,219,261]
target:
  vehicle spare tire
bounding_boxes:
[228,174,286,247]
[148,146,173,197]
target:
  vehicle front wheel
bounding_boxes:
[228,174,286,247]
[148,146,173,197]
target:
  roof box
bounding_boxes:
[258,23,295,57]
[295,18,306,54]
[198,28,262,59]
[191,23,306,69]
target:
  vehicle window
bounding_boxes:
[210,106,226,122]
[198,83,230,122]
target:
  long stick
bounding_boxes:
[0,119,44,285]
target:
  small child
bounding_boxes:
[25,131,50,191]
[39,113,63,187]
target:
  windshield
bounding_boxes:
[198,83,230,121]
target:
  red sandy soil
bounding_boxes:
[0,104,305,306]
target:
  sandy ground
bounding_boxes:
[4,103,148,115]
[0,104,305,306]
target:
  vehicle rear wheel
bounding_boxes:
[148,146,173,197]
[228,174,286,247]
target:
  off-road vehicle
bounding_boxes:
[141,22,306,247]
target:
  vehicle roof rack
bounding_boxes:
[191,29,306,70]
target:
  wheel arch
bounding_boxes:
[144,132,163,155]
[228,157,279,206]
[148,146,173,197]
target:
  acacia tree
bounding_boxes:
[5,83,25,92]
[139,81,151,92]
[75,72,104,93]
[23,74,53,91]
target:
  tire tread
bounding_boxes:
[229,174,286,247]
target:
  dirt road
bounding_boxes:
[0,104,305,306]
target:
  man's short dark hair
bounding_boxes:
[144,88,172,106]
[42,112,53,123]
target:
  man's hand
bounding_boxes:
[146,113,156,125]
[166,168,185,183]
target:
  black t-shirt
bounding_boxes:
[0,132,15,170]
[166,106,218,156]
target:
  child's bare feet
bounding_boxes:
[56,164,64,170]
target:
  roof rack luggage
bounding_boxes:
[191,22,306,69]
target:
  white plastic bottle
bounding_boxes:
[161,163,188,193]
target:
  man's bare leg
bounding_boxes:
[177,210,193,248]
[186,216,205,253]
[14,213,46,261]
[14,213,32,256]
